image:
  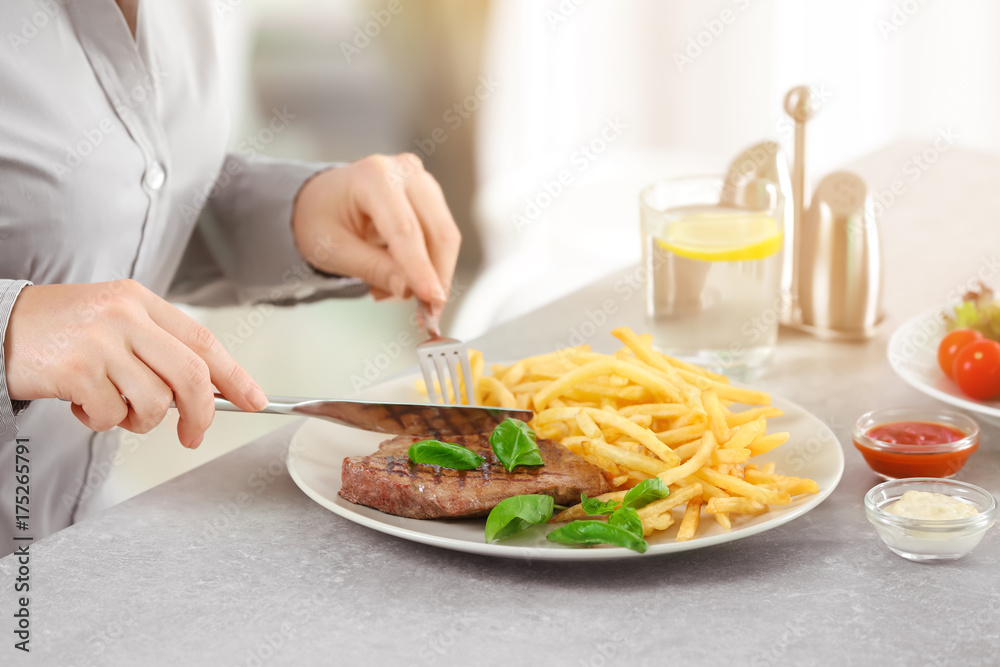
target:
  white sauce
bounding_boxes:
[885,490,979,521]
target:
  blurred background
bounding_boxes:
[107,0,1000,505]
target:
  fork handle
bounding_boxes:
[417,300,442,338]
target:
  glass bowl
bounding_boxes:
[865,477,997,562]
[853,407,979,479]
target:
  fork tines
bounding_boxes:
[419,344,474,406]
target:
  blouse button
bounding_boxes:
[144,162,166,191]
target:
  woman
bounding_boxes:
[0,0,461,552]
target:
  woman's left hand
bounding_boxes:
[291,153,462,316]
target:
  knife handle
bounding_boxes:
[203,393,313,416]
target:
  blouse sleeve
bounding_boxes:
[168,154,369,307]
[0,279,32,442]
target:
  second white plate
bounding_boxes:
[888,306,1000,419]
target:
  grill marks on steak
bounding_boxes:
[339,434,610,519]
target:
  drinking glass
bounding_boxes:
[640,176,785,379]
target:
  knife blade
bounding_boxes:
[211,393,534,437]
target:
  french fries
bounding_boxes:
[417,326,820,544]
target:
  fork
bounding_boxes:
[416,301,475,405]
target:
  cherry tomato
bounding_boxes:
[954,339,1000,400]
[938,329,983,379]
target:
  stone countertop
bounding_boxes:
[3,142,1000,666]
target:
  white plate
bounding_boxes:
[287,373,845,560]
[888,306,1000,419]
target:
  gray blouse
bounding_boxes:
[0,0,364,552]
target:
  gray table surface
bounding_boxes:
[4,143,1000,666]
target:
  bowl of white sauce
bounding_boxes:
[864,477,997,562]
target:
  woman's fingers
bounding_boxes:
[69,375,129,433]
[329,233,412,299]
[131,325,216,448]
[141,297,266,413]
[107,358,174,435]
[357,156,446,307]
[405,171,461,301]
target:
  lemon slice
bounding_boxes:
[656,208,783,262]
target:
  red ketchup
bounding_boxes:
[866,421,966,446]
[855,421,976,479]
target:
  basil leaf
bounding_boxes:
[489,418,544,472]
[485,495,554,542]
[580,494,621,516]
[547,520,648,554]
[407,440,486,470]
[607,507,643,539]
[621,478,670,510]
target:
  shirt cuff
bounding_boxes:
[0,280,32,442]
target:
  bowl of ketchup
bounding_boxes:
[853,408,980,479]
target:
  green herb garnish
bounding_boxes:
[546,517,648,554]
[580,494,621,516]
[620,478,670,510]
[489,418,544,472]
[484,495,554,542]
[407,440,486,470]
[607,506,643,537]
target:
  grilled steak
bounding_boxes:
[339,434,610,519]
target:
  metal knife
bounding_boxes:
[211,393,533,437]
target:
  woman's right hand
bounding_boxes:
[3,279,267,448]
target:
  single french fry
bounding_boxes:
[585,439,672,476]
[579,441,621,476]
[611,328,690,388]
[672,409,708,428]
[676,498,702,541]
[563,385,650,404]
[675,369,770,405]
[642,512,675,536]
[550,491,628,522]
[470,350,484,404]
[745,469,819,495]
[656,432,718,487]
[725,406,784,427]
[711,448,751,465]
[501,360,527,388]
[479,376,517,409]
[654,349,730,383]
[628,414,653,428]
[574,411,602,439]
[722,418,767,449]
[655,423,709,447]
[679,475,728,499]
[626,469,653,482]
[749,432,790,456]
[706,497,768,515]
[701,389,731,443]
[636,483,704,521]
[761,461,777,475]
[713,512,732,529]
[506,380,552,394]
[695,468,791,505]
[618,404,689,419]
[534,406,583,425]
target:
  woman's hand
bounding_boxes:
[3,280,267,448]
[291,153,462,316]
